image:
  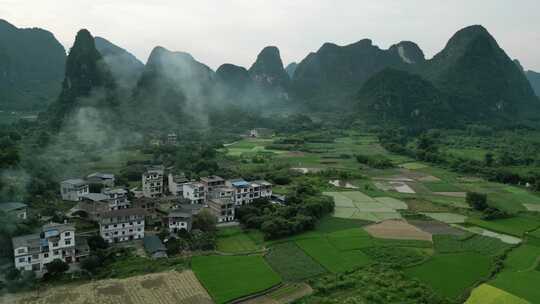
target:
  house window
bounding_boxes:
[18,257,25,263]
[53,242,58,247]
[44,253,49,258]
[65,232,71,237]
[65,239,71,245]
[53,250,59,255]
[17,248,25,254]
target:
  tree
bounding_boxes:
[485,152,494,167]
[87,235,108,251]
[192,210,217,232]
[466,192,488,211]
[45,259,69,276]
[80,255,102,274]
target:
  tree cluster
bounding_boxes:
[236,182,334,240]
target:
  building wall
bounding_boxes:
[61,183,89,201]
[14,229,76,273]
[142,172,163,198]
[100,218,145,243]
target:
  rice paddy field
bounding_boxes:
[405,252,493,299]
[216,227,263,253]
[191,255,281,304]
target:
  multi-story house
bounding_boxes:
[102,188,130,210]
[0,202,28,220]
[167,133,178,146]
[86,172,115,187]
[99,208,146,243]
[200,176,226,193]
[226,179,273,206]
[168,173,189,196]
[254,180,273,198]
[208,198,235,223]
[182,182,206,205]
[60,179,90,201]
[12,223,89,275]
[165,209,193,233]
[142,166,164,198]
[208,186,235,201]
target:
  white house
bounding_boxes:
[12,223,89,275]
[142,166,164,198]
[102,188,130,210]
[60,179,90,202]
[165,209,192,233]
[168,173,189,196]
[99,208,146,243]
[182,182,206,205]
[226,179,273,206]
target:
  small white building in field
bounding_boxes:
[60,179,90,202]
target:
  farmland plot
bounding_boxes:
[364,220,433,242]
[465,284,529,304]
[11,271,212,304]
[192,255,281,304]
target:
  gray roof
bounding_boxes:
[87,172,114,180]
[12,233,40,250]
[81,193,109,202]
[100,208,146,220]
[103,188,128,195]
[143,236,166,254]
[62,179,88,186]
[167,209,192,219]
[42,223,75,234]
[0,202,27,212]
[254,180,272,186]
[201,175,224,183]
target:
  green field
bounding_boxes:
[466,284,529,304]
[433,234,512,256]
[265,242,327,281]
[489,244,540,303]
[422,212,468,224]
[296,237,372,273]
[192,255,281,304]
[405,252,492,299]
[216,227,262,253]
[423,182,464,193]
[325,191,403,222]
[467,216,540,237]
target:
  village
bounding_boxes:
[9,164,275,276]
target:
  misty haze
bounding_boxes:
[1,2,540,304]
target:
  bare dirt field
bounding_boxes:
[364,220,433,242]
[10,270,212,304]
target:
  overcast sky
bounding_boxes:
[1,0,539,70]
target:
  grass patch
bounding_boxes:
[405,252,492,300]
[192,255,281,304]
[465,284,529,304]
[361,246,430,267]
[423,182,464,192]
[265,242,327,281]
[216,227,261,253]
[296,238,372,273]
